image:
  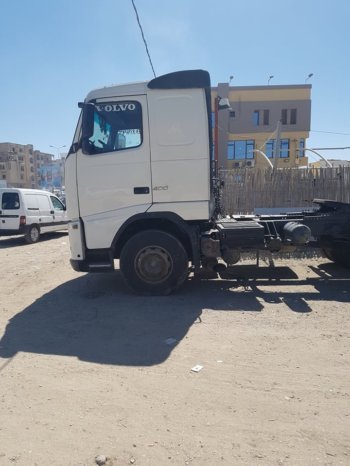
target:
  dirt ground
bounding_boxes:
[0,232,349,466]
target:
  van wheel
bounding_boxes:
[120,230,188,295]
[25,225,40,244]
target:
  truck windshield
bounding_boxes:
[87,101,142,154]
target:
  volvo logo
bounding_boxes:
[96,103,136,112]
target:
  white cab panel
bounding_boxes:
[83,203,151,249]
[147,89,210,206]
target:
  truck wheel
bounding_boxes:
[323,247,350,268]
[120,230,189,295]
[24,225,40,244]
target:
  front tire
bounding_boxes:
[120,230,188,295]
[24,225,40,244]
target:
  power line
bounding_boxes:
[130,0,156,78]
[311,130,350,136]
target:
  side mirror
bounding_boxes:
[81,102,95,138]
[81,102,95,153]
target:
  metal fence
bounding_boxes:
[220,166,350,215]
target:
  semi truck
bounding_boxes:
[65,70,350,294]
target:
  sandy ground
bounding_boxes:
[0,232,350,466]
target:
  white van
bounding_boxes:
[0,188,68,243]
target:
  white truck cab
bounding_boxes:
[0,188,67,243]
[66,70,214,292]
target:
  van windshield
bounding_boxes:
[2,192,20,210]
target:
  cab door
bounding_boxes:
[77,95,152,249]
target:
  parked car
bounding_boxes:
[0,188,68,243]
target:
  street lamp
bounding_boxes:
[304,148,332,167]
[305,146,350,167]
[49,144,66,160]
[251,149,274,169]
[305,73,313,83]
[268,75,274,85]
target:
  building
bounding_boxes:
[212,82,311,169]
[37,154,66,193]
[0,142,56,189]
[309,159,350,168]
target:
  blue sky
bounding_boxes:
[1,0,350,161]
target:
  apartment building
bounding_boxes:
[212,82,311,169]
[0,142,54,188]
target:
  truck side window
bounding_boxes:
[87,101,142,154]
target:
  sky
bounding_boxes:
[1,0,350,161]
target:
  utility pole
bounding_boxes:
[274,120,281,170]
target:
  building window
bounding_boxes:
[263,109,269,125]
[290,108,297,125]
[265,139,290,158]
[280,139,290,158]
[265,140,274,158]
[281,108,297,125]
[2,174,6,179]
[298,138,305,157]
[229,111,235,118]
[20,165,25,172]
[281,109,288,125]
[253,109,269,126]
[227,140,255,160]
[211,112,215,128]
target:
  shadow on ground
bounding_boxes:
[0,262,349,366]
[0,231,68,248]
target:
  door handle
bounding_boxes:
[134,187,150,194]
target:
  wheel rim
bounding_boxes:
[31,227,39,242]
[135,246,173,284]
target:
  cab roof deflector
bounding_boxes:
[147,70,211,89]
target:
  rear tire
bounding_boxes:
[322,246,350,268]
[24,225,40,244]
[120,230,188,295]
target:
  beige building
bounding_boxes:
[0,142,54,188]
[212,82,311,169]
[309,159,350,168]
